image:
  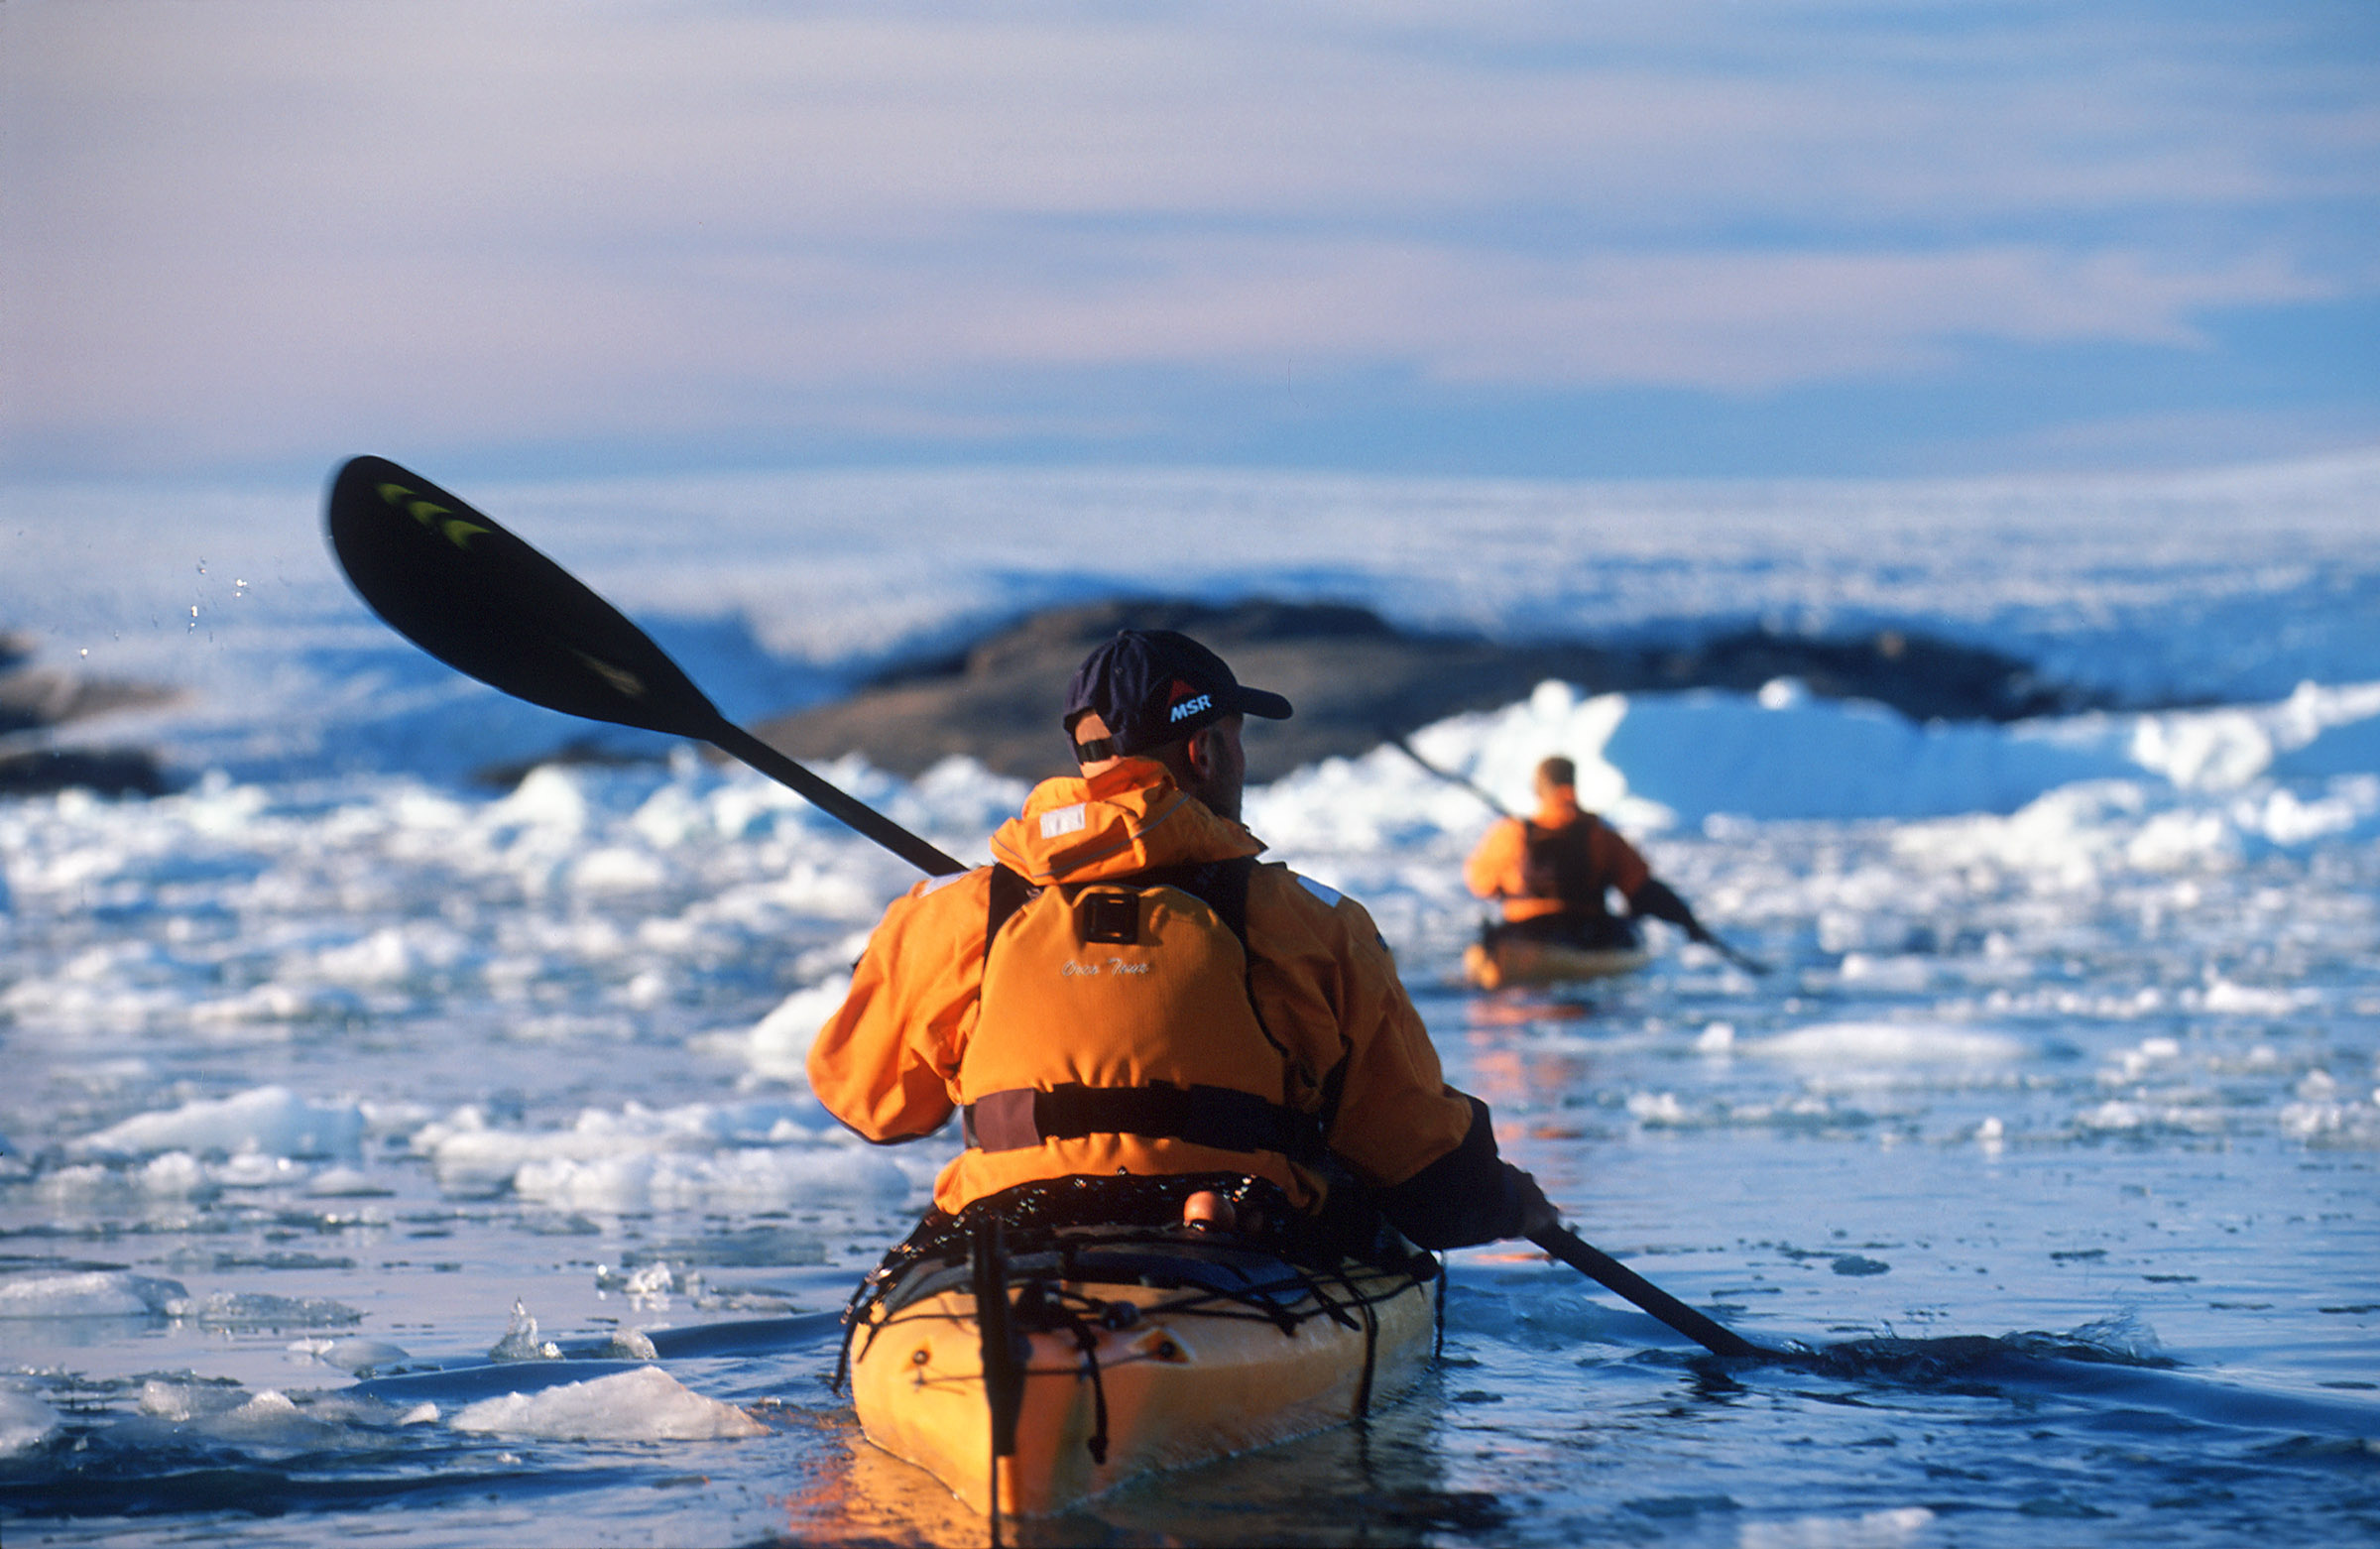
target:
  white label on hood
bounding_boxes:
[1039,804,1088,839]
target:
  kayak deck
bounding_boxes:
[849,1227,1437,1517]
[1463,936,1650,990]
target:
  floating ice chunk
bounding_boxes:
[1751,1022,2024,1064]
[2200,979,2309,1016]
[490,764,593,836]
[74,1085,364,1160]
[490,1299,562,1362]
[1695,1022,1735,1053]
[428,1095,887,1205]
[290,1336,411,1373]
[35,1151,213,1207]
[1837,953,1933,992]
[0,1270,186,1319]
[449,1366,765,1441]
[209,1389,345,1447]
[0,1387,62,1456]
[1742,1505,1935,1548]
[511,1145,911,1213]
[189,1291,364,1330]
[399,1402,439,1426]
[214,1152,306,1188]
[306,1165,390,1198]
[568,845,670,894]
[190,981,368,1026]
[139,1378,237,1422]
[604,1328,659,1360]
[1627,1091,1693,1127]
[740,977,854,1083]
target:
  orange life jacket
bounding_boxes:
[949,856,1325,1210]
[810,759,1478,1224]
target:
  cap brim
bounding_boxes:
[1233,686,1293,721]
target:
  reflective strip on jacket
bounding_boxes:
[807,758,1479,1218]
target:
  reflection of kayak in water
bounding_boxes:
[1462,935,1651,990]
[845,1188,1438,1518]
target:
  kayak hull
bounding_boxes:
[1464,936,1650,990]
[850,1249,1435,1517]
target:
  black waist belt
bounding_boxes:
[963,1082,1324,1162]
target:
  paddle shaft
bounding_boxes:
[1529,1225,1777,1360]
[1387,733,1515,819]
[1689,926,1771,977]
[708,722,965,877]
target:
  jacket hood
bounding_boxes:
[989,759,1263,886]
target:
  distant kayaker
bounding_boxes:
[1463,755,1711,958]
[809,628,1558,1252]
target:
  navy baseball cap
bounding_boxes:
[1062,630,1293,762]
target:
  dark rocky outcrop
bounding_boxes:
[0,748,174,798]
[0,633,181,798]
[753,597,2107,785]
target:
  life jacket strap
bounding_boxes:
[963,1081,1326,1162]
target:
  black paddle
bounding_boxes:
[1530,1225,1782,1360]
[328,456,1791,1366]
[324,455,965,877]
[1385,732,1772,976]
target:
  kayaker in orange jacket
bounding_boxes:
[809,629,1556,1251]
[1463,756,1710,954]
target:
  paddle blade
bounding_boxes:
[326,455,720,738]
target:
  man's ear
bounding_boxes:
[1182,725,1217,779]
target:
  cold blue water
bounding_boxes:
[1,457,2375,1545]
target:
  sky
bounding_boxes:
[4,0,2376,485]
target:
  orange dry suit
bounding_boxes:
[1462,788,1711,952]
[808,758,1532,1249]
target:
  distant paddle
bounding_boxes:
[1384,732,1772,975]
[324,455,965,877]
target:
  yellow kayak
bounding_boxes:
[1463,936,1650,990]
[848,1223,1437,1517]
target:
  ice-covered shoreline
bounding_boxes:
[3,448,2375,787]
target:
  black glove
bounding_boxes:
[1496,1162,1557,1240]
[1627,877,1703,935]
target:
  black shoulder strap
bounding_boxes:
[986,864,1036,952]
[1126,856,1254,950]
[988,857,1256,949]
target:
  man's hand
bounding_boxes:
[1499,1162,1561,1240]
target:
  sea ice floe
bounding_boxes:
[0,1270,186,1319]
[734,976,856,1082]
[511,1145,911,1213]
[0,1386,62,1456]
[36,1151,214,1205]
[1742,1505,1937,1549]
[72,1085,364,1160]
[188,1291,364,1330]
[449,1365,766,1441]
[1750,1022,2025,1065]
[290,1336,412,1373]
[419,1095,904,1209]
